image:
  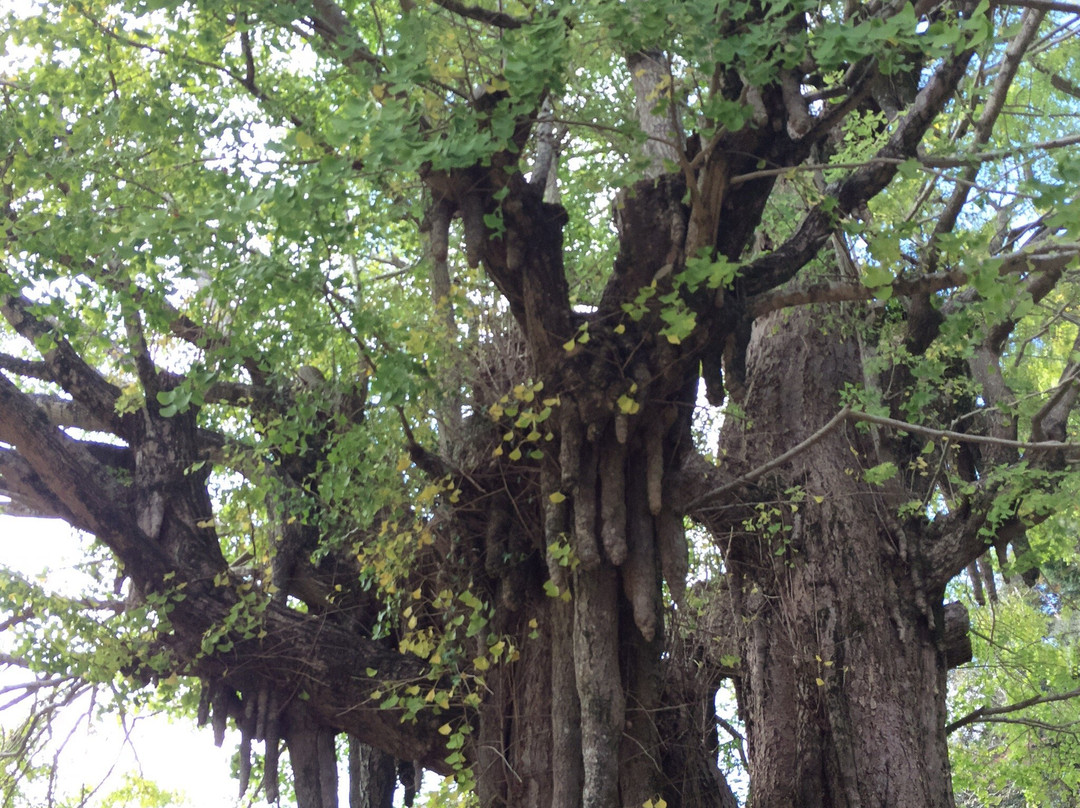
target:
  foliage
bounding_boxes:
[1,0,1080,806]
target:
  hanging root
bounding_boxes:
[262,690,281,804]
[573,565,625,808]
[197,679,212,727]
[238,691,256,795]
[623,461,659,641]
[544,460,570,589]
[615,412,629,445]
[573,439,602,570]
[599,433,628,565]
[484,495,511,578]
[255,684,269,741]
[239,731,252,796]
[550,596,583,808]
[657,505,688,607]
[211,686,231,747]
[645,418,665,517]
[559,407,582,491]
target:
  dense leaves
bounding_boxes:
[2,0,1080,806]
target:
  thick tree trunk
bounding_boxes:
[348,738,397,808]
[285,703,341,808]
[460,397,736,808]
[720,308,955,807]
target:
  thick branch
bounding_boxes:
[307,0,379,66]
[0,447,83,525]
[0,354,50,383]
[740,33,979,296]
[1,295,122,430]
[431,0,524,28]
[0,372,166,578]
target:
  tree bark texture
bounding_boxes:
[348,738,398,808]
[718,308,955,808]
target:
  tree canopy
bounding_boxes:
[2,0,1080,806]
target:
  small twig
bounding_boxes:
[992,0,1080,13]
[686,407,851,511]
[846,409,1079,452]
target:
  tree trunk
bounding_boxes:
[285,702,341,808]
[720,307,955,807]
[348,737,397,808]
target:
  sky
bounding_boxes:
[0,514,242,808]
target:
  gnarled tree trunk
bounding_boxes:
[719,307,955,807]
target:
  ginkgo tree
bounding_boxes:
[3,0,1080,806]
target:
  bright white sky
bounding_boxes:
[0,515,241,807]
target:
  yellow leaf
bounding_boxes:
[563,339,577,352]
[666,333,681,345]
[614,323,626,334]
[412,587,423,600]
[528,618,538,629]
[438,723,452,735]
[816,677,825,687]
[549,491,567,504]
[473,656,490,671]
[508,447,522,461]
[397,454,411,472]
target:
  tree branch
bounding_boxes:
[685,406,852,512]
[0,373,167,578]
[747,242,1080,319]
[306,0,380,66]
[0,294,123,431]
[846,409,1080,453]
[431,0,524,28]
[992,0,1080,13]
[741,29,980,296]
[947,685,1080,735]
[0,353,51,382]
[922,7,1046,274]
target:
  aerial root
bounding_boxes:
[599,434,628,565]
[657,505,688,606]
[573,439,601,570]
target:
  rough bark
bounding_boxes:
[348,738,398,808]
[719,307,955,808]
[284,702,340,808]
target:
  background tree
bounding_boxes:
[2,0,1080,807]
